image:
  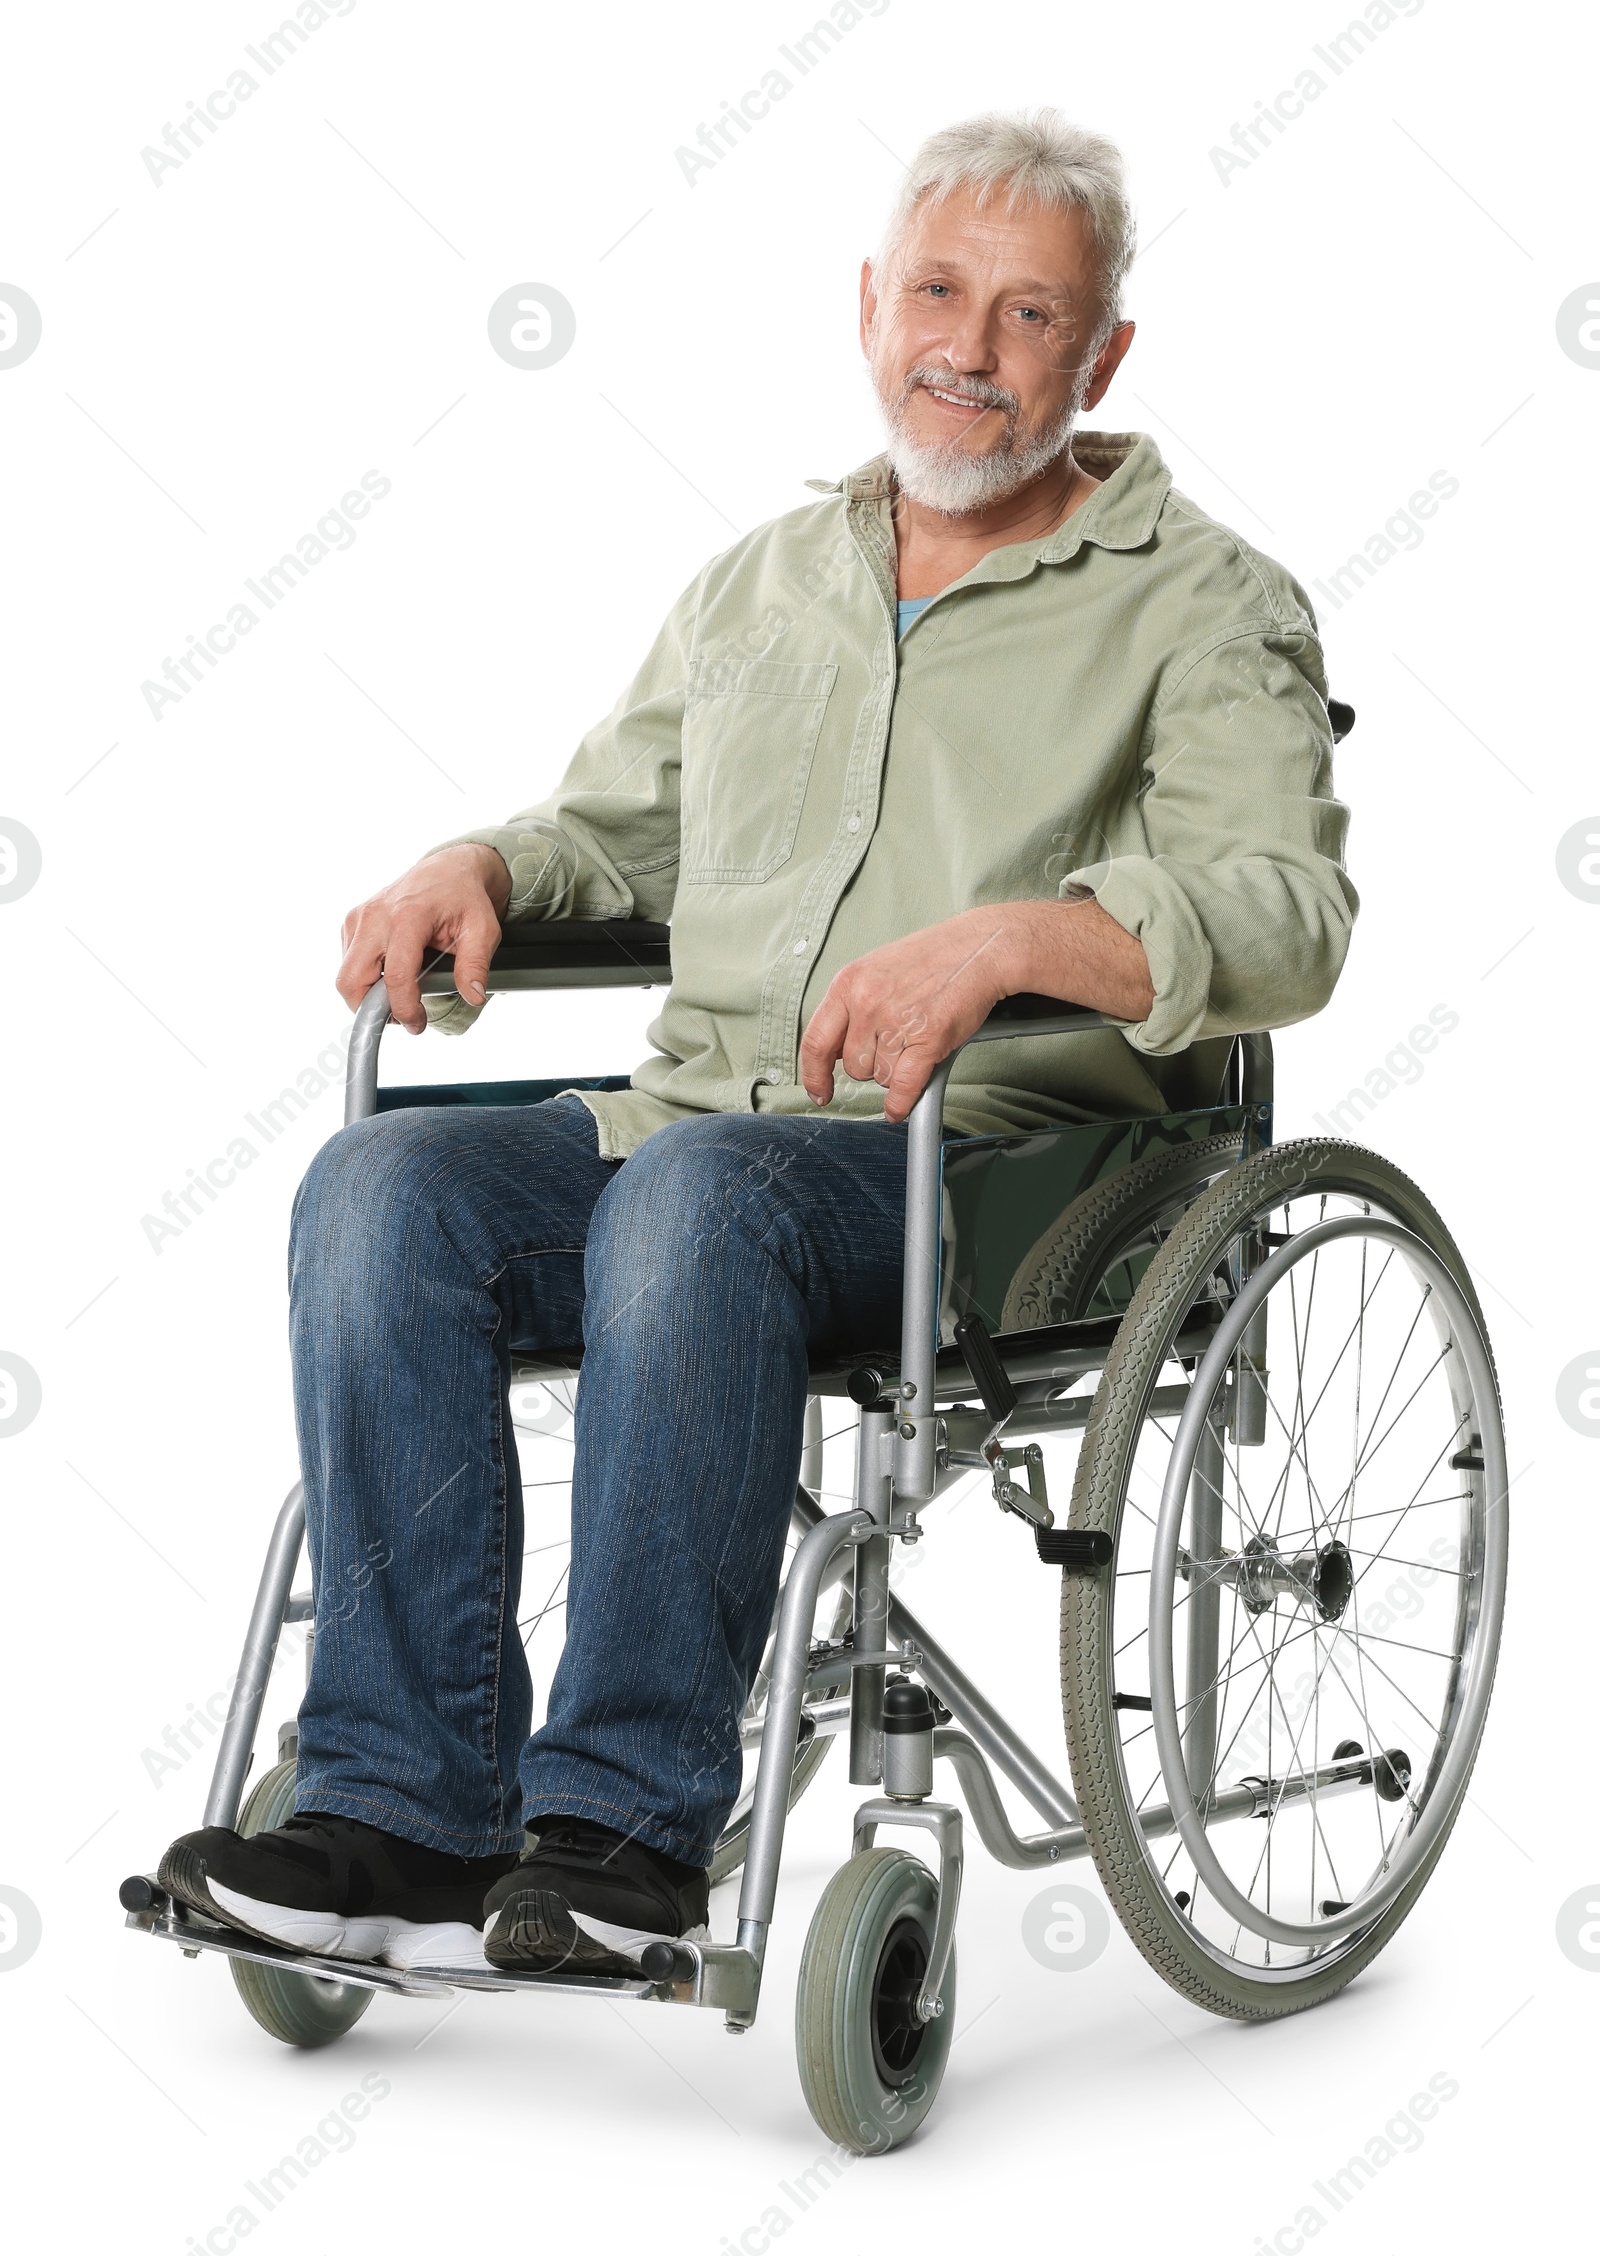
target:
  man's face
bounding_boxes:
[862,185,1132,513]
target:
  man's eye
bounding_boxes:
[923,283,951,299]
[1017,306,1046,323]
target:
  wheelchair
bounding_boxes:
[123,914,1508,2156]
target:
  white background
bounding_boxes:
[1,1,1594,2248]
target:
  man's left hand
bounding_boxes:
[799,898,1154,1123]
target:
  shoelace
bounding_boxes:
[278,1815,351,1846]
[526,1820,624,1867]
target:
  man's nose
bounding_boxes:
[933,304,999,374]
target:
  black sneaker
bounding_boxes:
[482,1815,710,1975]
[158,1814,519,1970]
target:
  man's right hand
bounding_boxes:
[337,844,513,1034]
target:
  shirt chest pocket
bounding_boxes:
[680,656,838,883]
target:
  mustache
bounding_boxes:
[899,366,1020,417]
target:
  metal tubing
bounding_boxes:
[850,1797,963,2020]
[1239,1032,1275,1114]
[799,1395,823,1497]
[849,1408,893,1785]
[933,1732,1087,1866]
[1231,1215,1271,1447]
[345,983,393,1126]
[932,1728,1378,1871]
[735,1510,871,1958]
[1233,1296,1270,1446]
[944,1381,1193,1454]
[893,1008,1112,1502]
[893,1060,955,1504]
[203,1484,306,1828]
[740,1695,852,1750]
[887,1586,1079,1827]
[345,937,677,1126]
[417,964,664,995]
[788,1481,1080,1828]
[1183,1411,1225,1808]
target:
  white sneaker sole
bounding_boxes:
[570,1913,712,1962]
[207,1884,488,1970]
[208,1881,361,1958]
[379,1921,492,1973]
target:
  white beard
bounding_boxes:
[874,357,1094,517]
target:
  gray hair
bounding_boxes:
[876,109,1136,342]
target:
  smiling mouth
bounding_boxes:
[920,384,997,415]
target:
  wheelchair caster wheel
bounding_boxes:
[794,1847,955,2155]
[228,1759,373,2049]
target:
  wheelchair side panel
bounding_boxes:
[937,1103,1256,1341]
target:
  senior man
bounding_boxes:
[163,110,1355,1976]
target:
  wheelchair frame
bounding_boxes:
[125,921,1386,2037]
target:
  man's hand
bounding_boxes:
[800,897,1155,1123]
[337,844,513,1034]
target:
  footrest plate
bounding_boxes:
[127,1900,658,2000]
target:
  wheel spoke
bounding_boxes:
[1084,1176,1498,1982]
[1315,1636,1427,1831]
[1330,1326,1451,1523]
[1263,1248,1399,1542]
[1317,1617,1448,1757]
[1341,1546,1462,1577]
[1237,1613,1353,1901]
[1341,1426,1471,1600]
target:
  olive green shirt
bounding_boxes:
[428,431,1355,1159]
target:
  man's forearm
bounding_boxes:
[985,896,1155,1023]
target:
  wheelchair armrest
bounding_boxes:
[417,919,672,995]
[347,920,672,1126]
[964,993,1108,1043]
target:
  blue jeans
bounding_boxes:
[288,1098,910,1864]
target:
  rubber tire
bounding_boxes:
[1001,1132,1245,1330]
[1059,1138,1502,2019]
[228,1760,374,2048]
[795,1847,956,2155]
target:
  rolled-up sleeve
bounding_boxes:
[1062,625,1358,1053]
[421,573,700,1031]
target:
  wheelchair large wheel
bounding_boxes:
[1002,1130,1245,1328]
[795,1847,956,2154]
[1058,1139,1507,2017]
[229,1760,373,2048]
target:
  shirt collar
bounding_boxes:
[810,431,1171,568]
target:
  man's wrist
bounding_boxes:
[978,900,1064,997]
[423,841,513,916]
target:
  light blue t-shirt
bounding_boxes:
[896,596,933,637]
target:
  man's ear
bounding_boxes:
[1081,321,1136,411]
[859,258,878,359]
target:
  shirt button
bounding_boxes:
[766,1068,782,1084]
[846,815,862,834]
[792,938,808,955]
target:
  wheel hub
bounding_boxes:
[1219,1533,1353,1621]
[871,1919,931,2086]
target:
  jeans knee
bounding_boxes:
[585,1115,804,1323]
[599,1116,752,1237]
[290,1112,462,1293]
